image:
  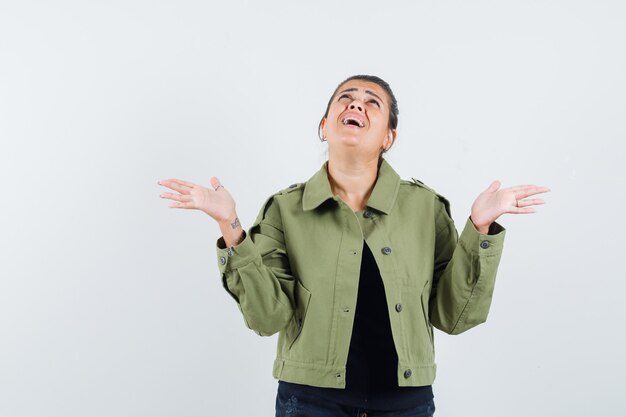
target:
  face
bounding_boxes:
[321,79,396,160]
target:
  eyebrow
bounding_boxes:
[337,87,384,104]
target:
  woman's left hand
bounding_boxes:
[470,180,551,233]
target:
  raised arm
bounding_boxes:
[158,177,297,336]
[429,180,550,335]
[159,176,245,245]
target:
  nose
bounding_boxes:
[349,101,364,112]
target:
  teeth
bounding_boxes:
[342,117,364,127]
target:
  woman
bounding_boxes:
[158,75,549,417]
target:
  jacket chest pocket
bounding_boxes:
[286,280,312,350]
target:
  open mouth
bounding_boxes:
[341,116,365,128]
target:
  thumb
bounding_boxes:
[487,180,501,193]
[210,176,221,189]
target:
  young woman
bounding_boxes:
[158,75,549,417]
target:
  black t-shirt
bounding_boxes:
[279,240,433,410]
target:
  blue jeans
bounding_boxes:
[275,385,436,417]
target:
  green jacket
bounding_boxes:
[216,158,506,388]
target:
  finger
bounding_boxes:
[210,176,222,190]
[516,198,545,207]
[515,186,551,199]
[159,178,196,189]
[158,179,194,194]
[160,192,192,203]
[510,184,550,192]
[169,201,193,209]
[510,206,537,214]
[509,184,539,191]
[486,180,501,193]
[167,178,196,188]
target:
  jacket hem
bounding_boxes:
[272,358,436,388]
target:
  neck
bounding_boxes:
[326,154,381,212]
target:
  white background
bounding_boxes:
[1,1,625,416]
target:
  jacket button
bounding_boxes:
[364,209,374,218]
[480,240,490,249]
[381,246,392,255]
[395,303,403,312]
[219,256,226,265]
[404,369,412,378]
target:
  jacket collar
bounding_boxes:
[302,158,401,214]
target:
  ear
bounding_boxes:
[321,118,327,138]
[385,129,397,150]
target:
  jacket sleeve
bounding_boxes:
[215,195,296,336]
[429,195,506,335]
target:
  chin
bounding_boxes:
[336,134,363,146]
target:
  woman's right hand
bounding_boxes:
[158,176,236,223]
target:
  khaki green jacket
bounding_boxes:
[216,158,505,388]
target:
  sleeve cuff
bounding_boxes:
[215,230,260,273]
[458,216,506,255]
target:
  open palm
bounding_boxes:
[158,177,235,222]
[470,180,551,231]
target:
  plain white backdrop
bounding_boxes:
[1,1,625,416]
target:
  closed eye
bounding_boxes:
[368,99,380,108]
